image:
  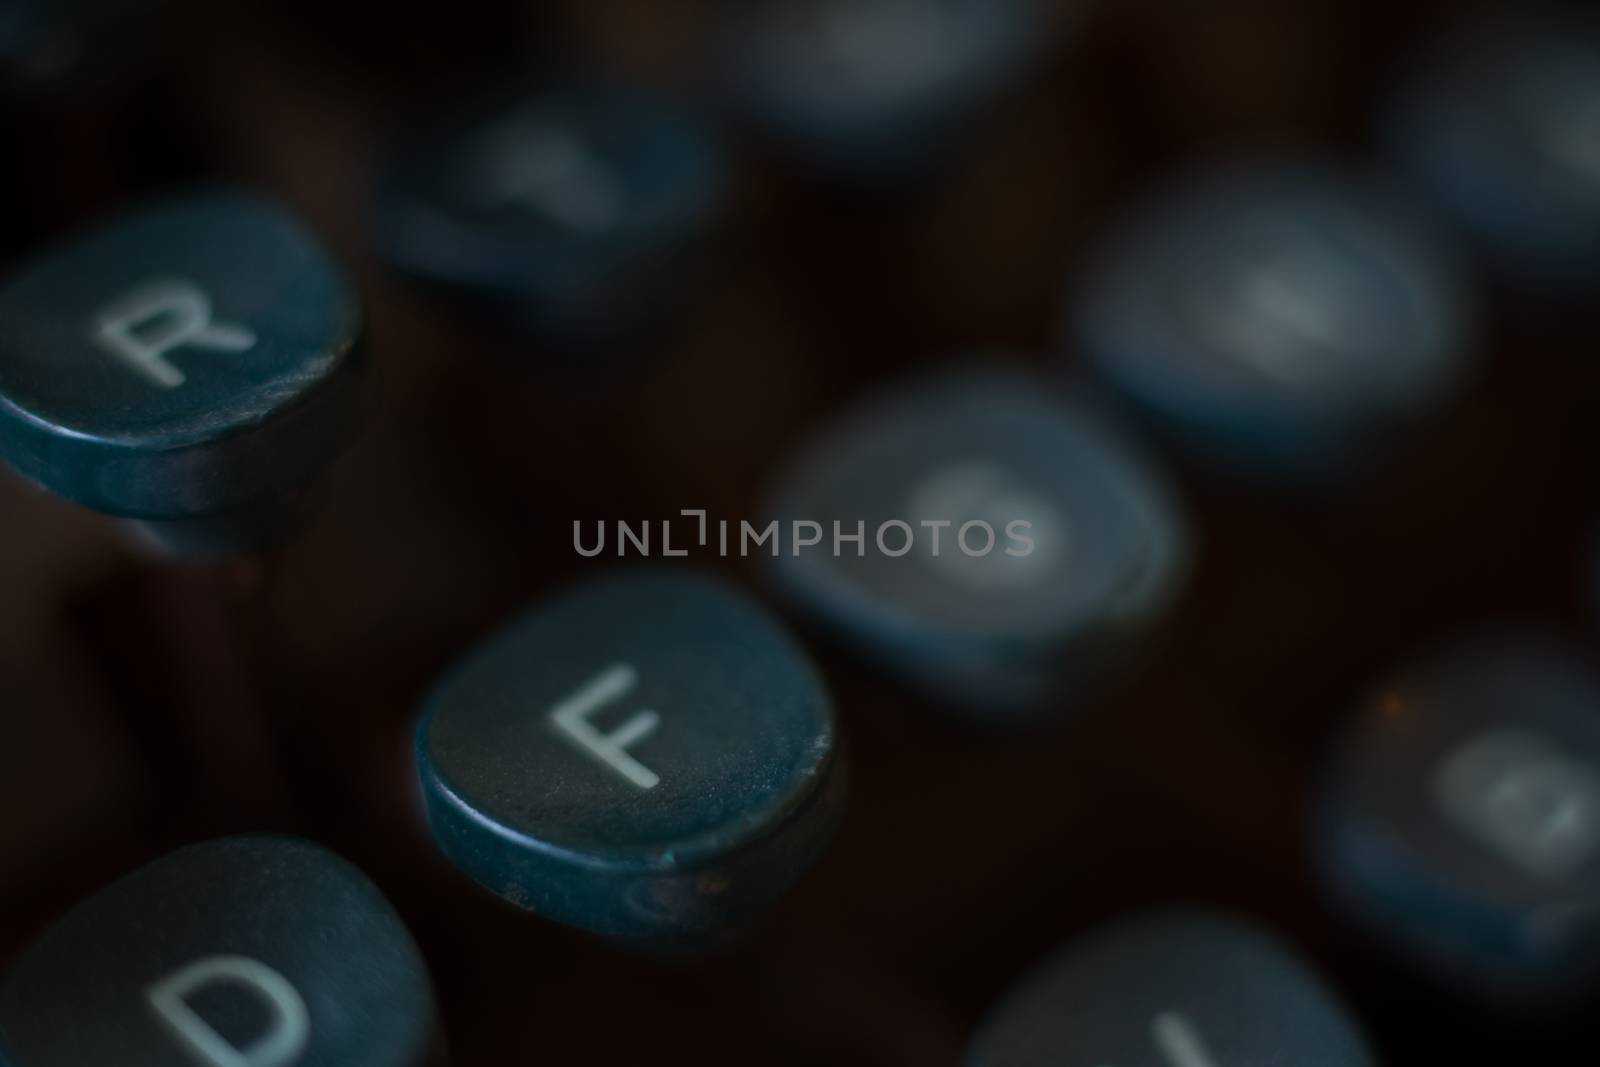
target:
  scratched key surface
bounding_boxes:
[0,190,367,553]
[414,569,841,944]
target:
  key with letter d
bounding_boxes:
[0,835,443,1066]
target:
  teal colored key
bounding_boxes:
[371,84,725,348]
[1387,12,1600,290]
[720,0,1051,182]
[415,570,841,946]
[0,836,443,1067]
[1316,636,1600,1003]
[1074,158,1474,482]
[0,190,367,555]
[968,913,1375,1067]
[762,368,1189,717]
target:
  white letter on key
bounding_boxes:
[90,278,257,389]
[147,955,310,1067]
[550,663,661,789]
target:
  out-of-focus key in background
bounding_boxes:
[2,0,1600,1064]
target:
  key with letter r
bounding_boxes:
[0,190,368,556]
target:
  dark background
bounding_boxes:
[3,0,1599,1062]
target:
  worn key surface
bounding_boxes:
[0,190,367,554]
[415,569,841,945]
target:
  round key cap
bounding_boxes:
[1387,12,1600,290]
[720,0,1049,181]
[0,835,443,1067]
[1317,636,1600,1002]
[762,368,1188,717]
[0,190,367,555]
[967,913,1375,1067]
[414,570,841,944]
[371,84,725,348]
[1074,158,1474,482]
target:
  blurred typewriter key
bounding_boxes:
[1317,637,1600,1003]
[1388,12,1600,290]
[414,570,840,946]
[966,912,1375,1067]
[763,369,1188,716]
[720,0,1049,182]
[1075,159,1474,482]
[0,190,367,556]
[371,84,724,349]
[0,835,443,1066]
